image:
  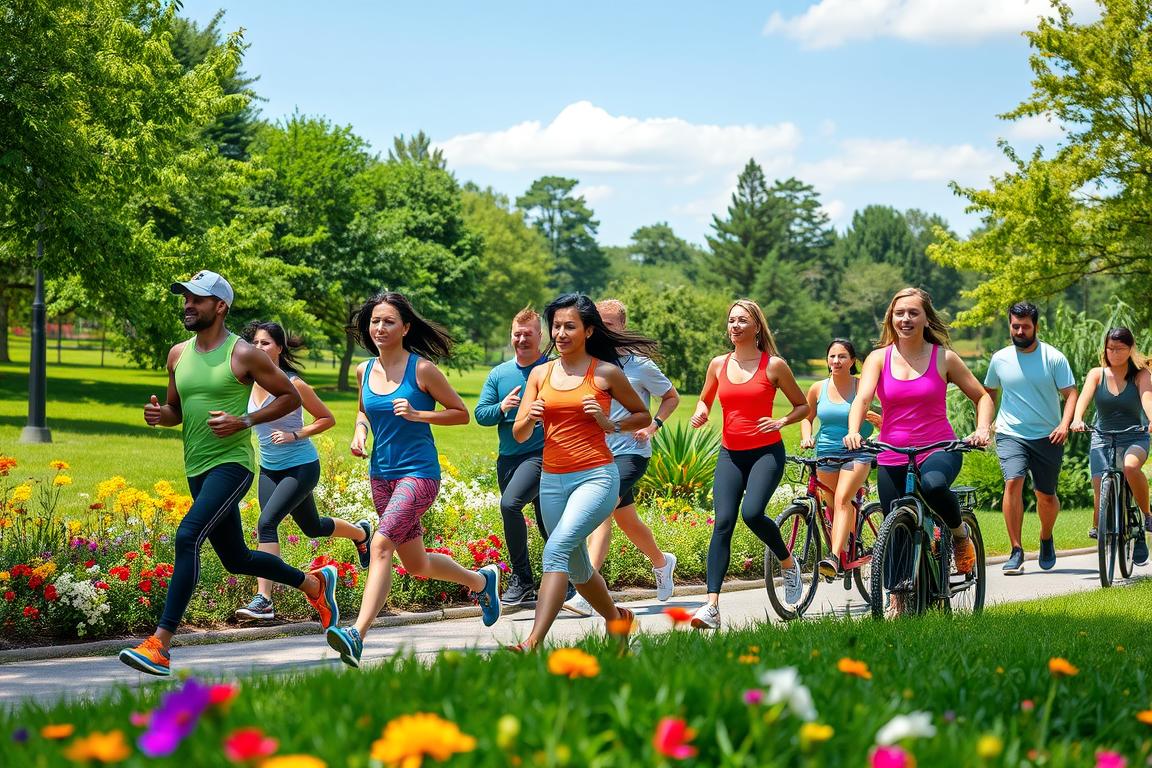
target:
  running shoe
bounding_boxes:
[562,592,593,617]
[1135,536,1149,567]
[1038,538,1057,571]
[653,552,677,601]
[1145,516,1152,534]
[354,520,373,570]
[608,606,636,638]
[306,565,340,630]
[783,561,804,604]
[500,573,537,606]
[953,526,977,575]
[1088,527,1098,540]
[472,564,502,627]
[235,593,275,621]
[326,625,363,669]
[118,635,171,677]
[690,603,720,630]
[1002,547,1025,575]
[817,556,841,581]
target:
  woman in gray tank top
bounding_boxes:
[1071,327,1152,560]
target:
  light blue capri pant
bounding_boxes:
[539,462,621,584]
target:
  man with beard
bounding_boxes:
[984,301,1078,574]
[119,270,340,676]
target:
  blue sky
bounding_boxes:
[179,0,1092,245]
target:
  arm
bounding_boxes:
[589,365,652,433]
[473,369,507,426]
[144,344,184,428]
[512,368,545,443]
[799,381,820,449]
[270,378,335,444]
[944,350,994,446]
[690,356,723,428]
[1138,370,1152,432]
[1050,385,1079,445]
[845,350,883,448]
[633,386,681,443]
[208,343,301,437]
[395,360,469,426]
[759,357,809,434]
[1071,368,1100,431]
[350,362,370,458]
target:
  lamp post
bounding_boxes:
[20,259,51,443]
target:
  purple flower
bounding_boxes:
[138,678,212,757]
[159,535,170,544]
[40,550,53,560]
[70,538,82,549]
[743,689,765,706]
[88,541,98,551]
[287,534,300,545]
[310,539,320,550]
[11,727,28,743]
[226,577,238,587]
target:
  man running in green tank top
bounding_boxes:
[118,270,341,677]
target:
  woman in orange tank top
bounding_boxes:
[688,299,810,629]
[510,294,657,650]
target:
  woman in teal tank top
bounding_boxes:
[799,339,882,578]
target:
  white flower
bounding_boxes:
[875,712,937,745]
[759,667,818,722]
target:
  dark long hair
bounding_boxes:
[243,321,304,376]
[1100,326,1146,383]
[543,293,659,366]
[827,337,859,375]
[348,292,454,362]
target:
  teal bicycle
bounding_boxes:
[1088,425,1148,587]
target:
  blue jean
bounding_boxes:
[539,463,620,584]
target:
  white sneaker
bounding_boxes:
[653,552,677,601]
[783,562,804,605]
[562,592,593,617]
[690,603,720,630]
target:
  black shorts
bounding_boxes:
[614,454,650,509]
[995,434,1064,495]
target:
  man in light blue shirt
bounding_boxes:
[984,301,1077,574]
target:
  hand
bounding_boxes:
[207,411,246,437]
[689,404,709,429]
[864,411,883,429]
[1070,419,1088,433]
[500,385,523,414]
[350,429,368,458]
[582,395,612,430]
[843,432,863,451]
[1049,423,1070,445]
[756,417,786,434]
[799,436,815,450]
[527,398,546,422]
[633,424,657,443]
[269,430,294,445]
[965,426,991,447]
[392,398,418,422]
[144,395,163,426]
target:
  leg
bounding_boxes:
[705,448,746,605]
[876,464,911,589]
[286,462,362,543]
[252,466,313,600]
[608,454,665,568]
[738,443,791,566]
[919,451,964,531]
[353,533,396,637]
[586,516,614,571]
[1027,438,1064,542]
[831,463,871,558]
[1091,475,1102,527]
[1123,446,1150,516]
[995,436,1028,551]
[497,452,544,584]
[1035,491,1060,538]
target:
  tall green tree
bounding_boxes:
[388,131,447,170]
[704,160,777,290]
[931,0,1152,325]
[627,222,705,267]
[517,177,609,294]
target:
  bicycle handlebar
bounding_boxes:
[858,439,981,456]
[1083,425,1149,437]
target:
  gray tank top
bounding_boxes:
[1094,370,1148,431]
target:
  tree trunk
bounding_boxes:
[0,293,9,363]
[338,333,355,391]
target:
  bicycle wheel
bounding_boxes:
[765,503,820,620]
[1118,483,1137,579]
[1098,475,1117,587]
[852,501,884,605]
[869,505,926,620]
[946,511,986,614]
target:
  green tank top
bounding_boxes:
[174,333,255,477]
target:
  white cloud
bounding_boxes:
[437,100,801,174]
[800,138,1009,188]
[764,0,1098,49]
[575,184,614,203]
[821,198,847,222]
[1003,113,1064,141]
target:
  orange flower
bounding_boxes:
[1137,710,1152,725]
[662,606,693,625]
[1048,657,1079,677]
[63,730,131,763]
[42,723,75,739]
[0,456,16,476]
[370,713,476,767]
[262,757,326,768]
[653,717,697,760]
[547,648,601,679]
[838,657,873,680]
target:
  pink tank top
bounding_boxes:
[876,344,955,466]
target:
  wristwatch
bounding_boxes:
[612,421,622,434]
[653,417,665,429]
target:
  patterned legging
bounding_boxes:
[369,477,441,545]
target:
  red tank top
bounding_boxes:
[717,352,781,451]
[539,359,614,474]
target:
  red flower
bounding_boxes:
[23,606,40,620]
[110,566,130,581]
[224,727,278,762]
[84,559,96,568]
[43,585,59,602]
[138,580,153,593]
[89,502,104,510]
[124,551,138,561]
[142,541,153,554]
[94,581,109,590]
[11,564,31,577]
[137,596,150,606]
[662,607,693,625]
[3,591,14,602]
[210,683,240,708]
[141,569,155,579]
[488,534,502,548]
[27,574,43,589]
[653,717,697,760]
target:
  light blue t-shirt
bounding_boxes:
[984,341,1075,440]
[607,355,673,458]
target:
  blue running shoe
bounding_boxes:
[354,519,373,570]
[326,625,363,668]
[473,564,502,627]
[1134,535,1149,567]
[1038,538,1056,571]
[1002,547,1025,574]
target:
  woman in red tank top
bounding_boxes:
[510,294,657,651]
[687,299,810,629]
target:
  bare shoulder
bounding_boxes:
[166,342,186,369]
[767,355,794,375]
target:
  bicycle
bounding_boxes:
[1085,425,1148,587]
[863,439,985,620]
[764,455,885,620]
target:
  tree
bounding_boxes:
[517,177,610,294]
[930,0,1152,325]
[627,222,705,267]
[388,131,446,170]
[836,261,907,347]
[704,160,777,290]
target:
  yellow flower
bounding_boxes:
[96,476,128,500]
[153,480,175,497]
[53,474,73,486]
[496,714,521,750]
[50,460,70,471]
[546,648,601,679]
[262,757,327,768]
[799,722,834,748]
[63,730,131,763]
[0,571,9,581]
[41,723,75,739]
[976,734,1003,759]
[9,484,32,505]
[1137,710,1152,725]
[1048,657,1079,677]
[67,519,83,535]
[370,713,476,768]
[33,562,57,577]
[837,657,873,680]
[0,518,10,529]
[738,654,760,664]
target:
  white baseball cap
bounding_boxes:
[170,270,234,306]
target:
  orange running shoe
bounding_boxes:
[118,635,171,676]
[953,526,977,575]
[607,606,636,637]
[306,565,340,630]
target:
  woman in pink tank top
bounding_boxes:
[844,288,993,590]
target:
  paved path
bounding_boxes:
[0,552,1145,709]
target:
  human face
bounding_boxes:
[727,305,756,346]
[827,343,854,375]
[551,307,590,355]
[1009,315,1037,349]
[510,322,541,356]
[250,329,282,363]
[601,311,624,333]
[890,296,927,340]
[182,293,222,331]
[1105,340,1132,369]
[369,302,408,353]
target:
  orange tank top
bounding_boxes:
[539,359,614,474]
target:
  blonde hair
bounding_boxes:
[728,299,778,356]
[878,287,952,348]
[595,299,627,327]
[512,305,540,327]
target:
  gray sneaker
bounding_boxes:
[235,594,274,621]
[653,552,677,601]
[1002,547,1025,575]
[690,603,720,629]
[1038,538,1056,571]
[1135,536,1149,566]
[562,592,593,617]
[783,562,804,605]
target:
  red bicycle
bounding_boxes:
[765,455,884,620]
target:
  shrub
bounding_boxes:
[638,422,721,503]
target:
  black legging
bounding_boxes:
[496,450,548,584]
[876,451,963,528]
[161,463,305,632]
[256,460,335,544]
[708,443,788,593]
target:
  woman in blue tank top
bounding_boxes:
[799,338,881,579]
[325,292,502,668]
[233,322,375,623]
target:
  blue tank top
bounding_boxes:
[815,378,874,457]
[249,375,320,471]
[363,354,440,480]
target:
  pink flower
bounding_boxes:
[871,745,914,768]
[1096,751,1127,768]
[742,689,764,705]
[653,717,697,760]
[1020,699,1035,712]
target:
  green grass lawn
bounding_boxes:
[3,579,1150,766]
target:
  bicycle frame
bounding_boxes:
[790,456,872,570]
